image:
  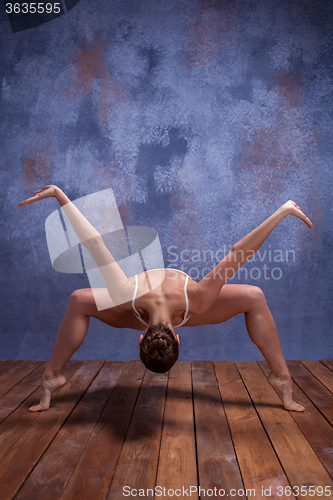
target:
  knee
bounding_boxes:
[246,286,267,308]
[68,289,92,311]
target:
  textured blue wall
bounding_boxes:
[0,0,332,361]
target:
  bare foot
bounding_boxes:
[29,373,67,411]
[267,372,305,412]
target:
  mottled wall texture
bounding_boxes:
[1,0,332,361]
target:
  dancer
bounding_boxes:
[18,185,312,412]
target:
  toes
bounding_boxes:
[284,401,305,412]
[29,404,46,412]
[28,375,66,412]
[267,374,304,412]
[292,403,305,412]
[29,397,51,412]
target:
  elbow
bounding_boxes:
[82,235,103,251]
[229,246,244,263]
[230,246,254,263]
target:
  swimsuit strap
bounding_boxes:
[132,275,149,327]
[175,274,191,328]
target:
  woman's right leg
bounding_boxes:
[29,288,123,411]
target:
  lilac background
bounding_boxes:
[0,0,332,361]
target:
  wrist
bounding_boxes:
[277,204,290,218]
[54,187,70,206]
[53,186,62,197]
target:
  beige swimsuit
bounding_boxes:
[131,269,191,327]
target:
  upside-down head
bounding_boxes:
[139,323,179,373]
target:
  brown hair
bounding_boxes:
[140,323,179,373]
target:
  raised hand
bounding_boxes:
[281,200,313,229]
[17,185,58,208]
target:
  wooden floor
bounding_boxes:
[0,360,333,500]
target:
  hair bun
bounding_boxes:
[147,333,171,358]
[139,322,179,372]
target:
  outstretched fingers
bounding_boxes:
[285,201,313,229]
[17,185,57,208]
[297,209,313,229]
[17,195,40,207]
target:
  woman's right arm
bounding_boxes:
[18,185,134,305]
[19,186,105,256]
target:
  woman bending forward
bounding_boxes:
[18,185,313,412]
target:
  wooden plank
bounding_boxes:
[237,361,333,499]
[106,369,168,500]
[0,360,23,377]
[0,360,104,500]
[320,359,333,372]
[60,360,146,500]
[214,361,294,500]
[0,361,79,461]
[192,361,245,499]
[14,361,125,500]
[0,363,46,423]
[287,360,333,425]
[156,362,198,499]
[0,361,43,398]
[258,360,333,477]
[300,360,333,393]
[0,361,27,377]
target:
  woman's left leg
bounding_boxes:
[186,284,304,411]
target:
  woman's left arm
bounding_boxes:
[192,201,312,313]
[225,200,312,267]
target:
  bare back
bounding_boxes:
[128,268,196,327]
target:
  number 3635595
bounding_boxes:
[6,3,61,14]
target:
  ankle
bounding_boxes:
[269,371,291,383]
[42,371,63,382]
